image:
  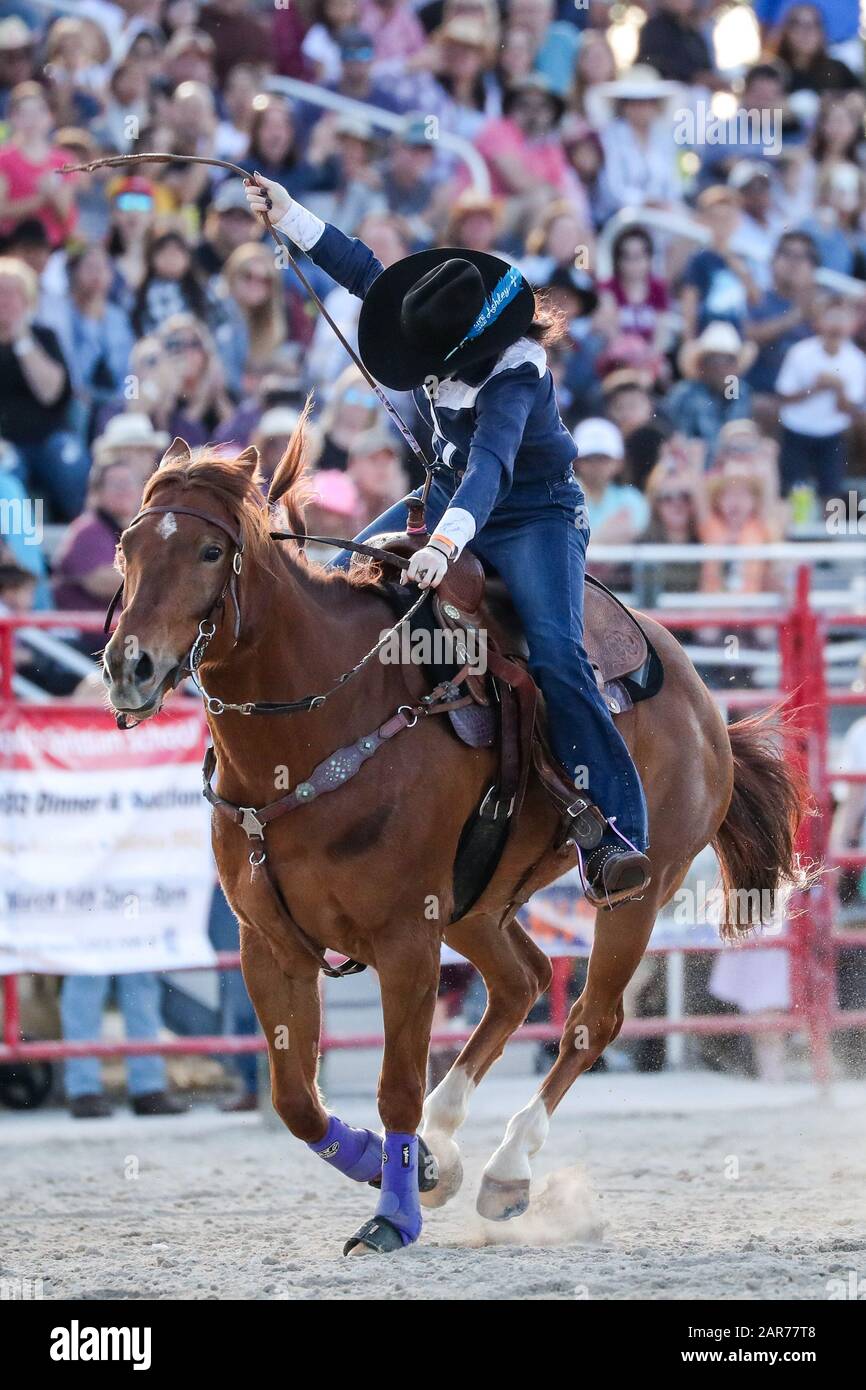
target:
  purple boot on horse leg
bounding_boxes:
[343,1132,425,1254]
[309,1116,438,1209]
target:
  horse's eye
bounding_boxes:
[202,545,223,563]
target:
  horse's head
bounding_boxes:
[103,437,270,723]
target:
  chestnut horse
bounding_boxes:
[103,429,806,1253]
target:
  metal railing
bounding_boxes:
[265,76,491,196]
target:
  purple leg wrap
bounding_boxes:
[307,1114,382,1183]
[375,1132,422,1244]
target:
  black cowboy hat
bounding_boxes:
[357,247,536,391]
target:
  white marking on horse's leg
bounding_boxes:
[156,511,177,540]
[422,1063,474,1137]
[476,1093,549,1221]
[419,1065,474,1208]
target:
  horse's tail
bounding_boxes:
[711,710,815,940]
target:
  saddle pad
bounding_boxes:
[449,703,496,747]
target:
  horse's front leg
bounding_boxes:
[239,923,383,1181]
[343,929,441,1255]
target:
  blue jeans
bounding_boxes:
[334,473,649,850]
[12,430,90,521]
[61,972,168,1099]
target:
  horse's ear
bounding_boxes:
[160,437,191,468]
[235,444,260,476]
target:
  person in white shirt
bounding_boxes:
[776,296,866,498]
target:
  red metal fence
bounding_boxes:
[1,571,865,1082]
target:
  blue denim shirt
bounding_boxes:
[307,223,577,534]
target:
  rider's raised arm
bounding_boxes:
[244,174,383,299]
[434,361,542,558]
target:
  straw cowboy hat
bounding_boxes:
[358,248,535,391]
[679,321,757,380]
[93,414,169,463]
[587,64,682,127]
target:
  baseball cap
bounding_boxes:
[213,179,254,215]
[338,29,375,62]
[257,407,300,440]
[0,18,33,51]
[398,113,435,148]
[349,427,399,458]
[573,417,624,461]
[728,160,770,190]
[310,470,359,519]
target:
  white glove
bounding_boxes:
[404,541,451,590]
[243,174,324,250]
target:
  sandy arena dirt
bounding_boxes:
[3,1073,865,1301]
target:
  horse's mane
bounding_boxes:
[140,399,375,589]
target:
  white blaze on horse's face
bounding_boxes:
[156,511,177,540]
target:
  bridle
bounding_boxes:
[105,503,246,729]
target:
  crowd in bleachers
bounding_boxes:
[2,1,866,1104]
[0,0,865,653]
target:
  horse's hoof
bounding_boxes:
[476,1174,530,1222]
[343,1216,410,1256]
[420,1135,462,1208]
[368,1136,439,1194]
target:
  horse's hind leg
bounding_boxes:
[476,892,659,1221]
[420,913,552,1209]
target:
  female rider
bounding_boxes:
[244,174,650,907]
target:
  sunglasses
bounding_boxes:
[657,491,691,504]
[343,388,378,407]
[239,269,272,284]
[163,336,203,354]
[115,193,154,212]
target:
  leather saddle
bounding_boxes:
[366,527,658,718]
[360,518,664,922]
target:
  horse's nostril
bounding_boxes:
[134,652,154,684]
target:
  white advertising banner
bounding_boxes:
[0,706,216,975]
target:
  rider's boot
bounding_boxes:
[539,758,651,909]
[581,830,651,910]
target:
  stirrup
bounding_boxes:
[574,820,651,910]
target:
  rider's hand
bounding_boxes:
[404,541,452,590]
[244,173,292,226]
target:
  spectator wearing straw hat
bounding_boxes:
[90,412,168,491]
[664,322,756,463]
[589,65,682,213]
[53,456,142,615]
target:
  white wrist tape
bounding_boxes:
[434,507,476,558]
[275,200,325,252]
